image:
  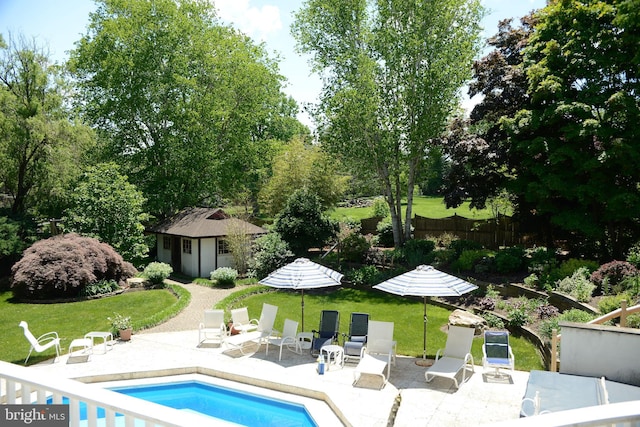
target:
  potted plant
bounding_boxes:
[109,312,133,341]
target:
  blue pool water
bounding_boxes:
[50,380,318,426]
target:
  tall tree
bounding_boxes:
[69,0,293,218]
[292,0,484,246]
[503,0,640,259]
[0,34,94,217]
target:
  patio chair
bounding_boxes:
[364,320,397,366]
[482,330,515,378]
[19,321,61,364]
[198,309,227,347]
[230,307,259,334]
[224,303,278,354]
[311,310,340,356]
[266,319,301,361]
[425,325,475,389]
[343,312,369,362]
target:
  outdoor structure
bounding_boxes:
[148,207,266,278]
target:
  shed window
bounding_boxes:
[182,239,192,254]
[163,236,171,250]
[218,239,229,254]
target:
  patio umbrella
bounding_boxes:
[373,265,477,364]
[259,258,343,331]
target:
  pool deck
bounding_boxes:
[30,330,530,426]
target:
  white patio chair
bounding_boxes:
[198,309,227,347]
[266,319,301,361]
[230,307,259,334]
[224,303,278,354]
[425,325,475,389]
[19,321,61,364]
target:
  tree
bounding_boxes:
[225,217,254,275]
[274,189,338,256]
[64,163,149,264]
[69,0,292,218]
[259,137,348,215]
[503,1,640,259]
[292,0,484,247]
[248,231,294,279]
[0,34,94,217]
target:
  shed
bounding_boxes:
[148,207,266,278]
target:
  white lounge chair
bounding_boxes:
[230,307,258,334]
[482,330,515,378]
[266,318,301,361]
[198,309,227,347]
[425,325,475,389]
[224,303,278,355]
[19,321,61,364]
[353,320,396,389]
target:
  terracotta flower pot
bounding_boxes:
[119,328,132,341]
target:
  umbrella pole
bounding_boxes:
[301,290,304,332]
[415,296,432,367]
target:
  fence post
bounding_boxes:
[551,328,558,372]
[620,300,628,327]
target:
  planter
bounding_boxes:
[119,328,132,341]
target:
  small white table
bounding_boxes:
[84,331,114,354]
[296,332,313,350]
[320,344,344,370]
[68,338,93,359]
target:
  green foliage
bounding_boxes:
[396,239,436,268]
[374,218,395,248]
[505,297,532,328]
[210,267,238,288]
[346,265,383,288]
[274,189,338,256]
[142,262,173,286]
[481,312,505,329]
[108,312,132,331]
[494,246,525,273]
[554,267,596,302]
[340,232,370,263]
[620,275,640,299]
[447,239,483,258]
[590,261,639,295]
[371,197,390,218]
[526,247,558,277]
[539,309,596,341]
[450,249,492,272]
[626,243,640,268]
[248,232,294,280]
[598,293,631,319]
[79,280,119,297]
[65,163,149,264]
[11,233,137,300]
[627,314,640,329]
[523,273,539,289]
[546,258,600,286]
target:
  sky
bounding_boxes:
[0,0,547,128]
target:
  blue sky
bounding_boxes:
[0,0,546,126]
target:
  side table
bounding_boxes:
[68,338,93,361]
[320,344,344,370]
[85,331,114,354]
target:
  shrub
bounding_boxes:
[526,246,557,276]
[539,309,596,340]
[394,238,436,267]
[590,260,638,295]
[485,285,500,299]
[535,303,560,320]
[506,303,530,328]
[627,314,640,329]
[210,267,238,287]
[598,293,632,319]
[375,218,395,247]
[555,267,596,302]
[481,312,505,329]
[341,232,371,263]
[371,196,390,218]
[248,232,294,279]
[523,273,539,289]
[450,249,493,272]
[546,258,600,285]
[626,243,640,268]
[448,239,483,258]
[619,274,640,299]
[494,246,526,273]
[477,296,496,311]
[11,233,136,299]
[79,279,120,297]
[432,249,456,267]
[347,265,383,288]
[143,262,173,286]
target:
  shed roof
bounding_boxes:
[148,207,266,238]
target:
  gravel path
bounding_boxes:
[139,280,237,333]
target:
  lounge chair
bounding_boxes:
[343,312,369,362]
[266,319,301,361]
[224,303,278,355]
[482,330,515,377]
[19,321,61,364]
[198,309,227,347]
[230,307,258,334]
[425,325,475,389]
[353,320,395,389]
[311,310,340,356]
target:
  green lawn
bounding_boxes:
[1,289,180,365]
[222,287,544,371]
[329,196,496,221]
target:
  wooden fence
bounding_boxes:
[360,213,536,249]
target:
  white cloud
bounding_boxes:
[212,0,282,41]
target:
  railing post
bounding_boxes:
[551,328,558,372]
[620,300,628,327]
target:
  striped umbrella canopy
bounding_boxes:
[373,265,477,361]
[259,258,343,331]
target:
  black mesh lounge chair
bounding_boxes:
[343,312,369,362]
[311,310,340,356]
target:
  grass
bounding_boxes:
[329,195,496,222]
[1,285,186,365]
[218,286,544,371]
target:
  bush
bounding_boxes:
[450,249,493,272]
[598,293,632,318]
[248,232,294,279]
[341,232,371,263]
[546,258,600,285]
[481,312,505,329]
[79,279,120,297]
[535,303,560,320]
[371,196,390,218]
[394,238,436,267]
[590,260,638,295]
[627,314,640,329]
[620,275,640,299]
[494,246,526,273]
[626,243,640,268]
[555,267,596,302]
[143,262,173,286]
[347,265,383,288]
[210,267,238,287]
[11,233,136,299]
[539,309,596,340]
[526,246,557,276]
[375,218,395,247]
[448,239,483,258]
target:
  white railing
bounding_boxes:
[0,361,235,427]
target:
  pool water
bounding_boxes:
[50,380,318,426]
